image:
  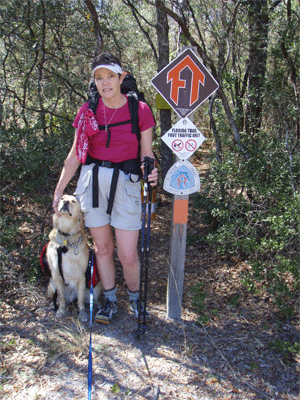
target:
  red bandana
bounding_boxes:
[76,108,100,164]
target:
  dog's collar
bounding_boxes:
[58,229,70,237]
[56,233,82,255]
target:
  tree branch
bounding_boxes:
[84,0,103,55]
[122,0,158,62]
[154,1,248,155]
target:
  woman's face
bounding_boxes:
[94,67,124,102]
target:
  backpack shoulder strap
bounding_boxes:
[88,88,141,150]
[127,92,140,142]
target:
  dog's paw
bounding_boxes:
[78,310,89,323]
[55,308,66,318]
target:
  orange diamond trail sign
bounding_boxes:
[152,48,219,118]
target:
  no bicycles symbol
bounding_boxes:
[172,139,183,152]
[185,139,197,152]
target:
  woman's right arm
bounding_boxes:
[53,129,81,215]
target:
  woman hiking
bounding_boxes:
[52,52,158,323]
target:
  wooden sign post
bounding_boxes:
[152,48,219,321]
[167,184,189,320]
[163,121,202,321]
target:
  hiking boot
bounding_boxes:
[95,299,118,324]
[130,299,151,322]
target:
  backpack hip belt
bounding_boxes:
[85,155,141,215]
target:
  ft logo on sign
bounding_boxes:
[167,55,205,107]
[152,48,219,118]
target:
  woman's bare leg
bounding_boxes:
[115,228,140,292]
[89,224,115,291]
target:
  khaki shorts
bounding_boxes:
[75,164,142,230]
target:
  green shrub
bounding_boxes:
[0,124,73,193]
[194,131,299,317]
[268,339,300,364]
[190,282,210,324]
[0,123,74,281]
[0,214,20,251]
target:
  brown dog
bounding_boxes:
[46,195,101,322]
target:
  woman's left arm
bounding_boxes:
[140,127,158,186]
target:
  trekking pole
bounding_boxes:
[143,184,152,326]
[88,251,94,400]
[137,157,155,337]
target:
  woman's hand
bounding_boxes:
[148,166,158,187]
[141,157,158,187]
[52,188,63,216]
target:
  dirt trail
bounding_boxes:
[0,190,299,399]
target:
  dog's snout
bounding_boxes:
[59,199,70,213]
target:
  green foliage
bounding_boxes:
[0,124,73,193]
[268,339,300,364]
[111,383,120,394]
[0,196,49,282]
[228,294,240,308]
[0,215,19,251]
[24,247,44,284]
[195,129,299,316]
[190,283,210,325]
[192,2,300,317]
[0,122,75,282]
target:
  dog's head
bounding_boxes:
[57,195,80,217]
[53,195,84,234]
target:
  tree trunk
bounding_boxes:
[245,0,269,136]
[84,0,103,55]
[155,0,173,182]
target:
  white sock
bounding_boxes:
[127,289,139,302]
[103,287,117,303]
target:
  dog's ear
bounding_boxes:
[52,213,59,229]
[78,212,85,231]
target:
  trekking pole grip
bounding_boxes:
[142,157,155,184]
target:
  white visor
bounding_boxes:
[92,63,123,76]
